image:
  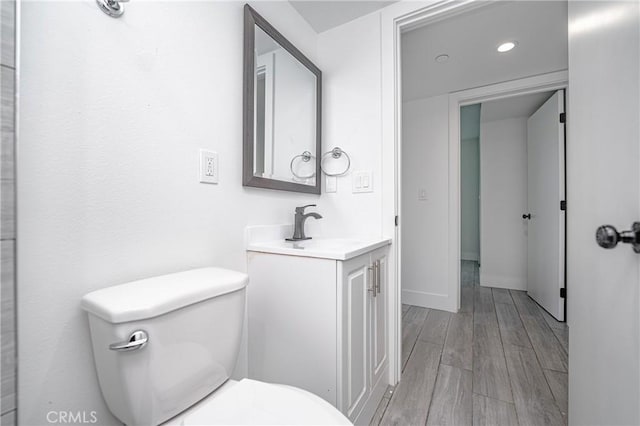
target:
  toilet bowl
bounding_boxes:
[164,379,349,425]
[81,268,351,426]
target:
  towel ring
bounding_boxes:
[290,151,316,180]
[321,147,351,177]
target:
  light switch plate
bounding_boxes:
[418,188,428,201]
[326,176,337,193]
[352,171,373,193]
[199,150,218,184]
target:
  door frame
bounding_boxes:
[448,72,568,311]
[385,0,493,386]
[382,0,568,384]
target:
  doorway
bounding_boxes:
[388,1,570,424]
[398,0,568,314]
[385,0,639,424]
[460,90,567,321]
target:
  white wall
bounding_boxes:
[400,95,450,309]
[316,12,383,238]
[479,117,528,290]
[17,2,323,424]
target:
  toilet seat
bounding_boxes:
[163,379,352,425]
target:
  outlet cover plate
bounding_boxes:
[326,176,337,193]
[199,150,218,184]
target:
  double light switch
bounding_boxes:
[352,171,373,193]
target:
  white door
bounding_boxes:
[568,1,639,424]
[526,90,566,320]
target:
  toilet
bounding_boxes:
[81,267,351,425]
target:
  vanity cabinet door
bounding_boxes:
[339,253,371,421]
[370,249,388,388]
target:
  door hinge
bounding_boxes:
[395,215,399,227]
[560,200,566,211]
[560,288,566,298]
[559,112,566,123]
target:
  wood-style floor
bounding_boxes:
[372,261,568,426]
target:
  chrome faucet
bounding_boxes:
[286,204,323,241]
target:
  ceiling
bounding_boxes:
[289,1,396,33]
[402,1,568,101]
[480,91,555,123]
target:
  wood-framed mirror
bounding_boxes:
[243,4,322,194]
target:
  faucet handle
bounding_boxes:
[295,204,317,213]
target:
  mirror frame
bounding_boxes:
[243,4,322,194]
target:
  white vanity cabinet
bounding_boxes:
[246,237,390,425]
[338,247,389,422]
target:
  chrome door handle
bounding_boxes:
[109,330,148,351]
[368,266,376,297]
[373,262,378,297]
[375,260,381,294]
[596,222,640,253]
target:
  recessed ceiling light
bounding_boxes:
[497,41,517,53]
[435,54,450,63]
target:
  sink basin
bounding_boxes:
[247,237,391,261]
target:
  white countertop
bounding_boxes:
[247,237,391,261]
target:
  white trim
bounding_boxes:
[452,71,569,106]
[395,0,493,33]
[401,290,451,311]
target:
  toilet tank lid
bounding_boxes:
[81,267,248,324]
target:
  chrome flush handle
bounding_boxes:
[109,330,148,352]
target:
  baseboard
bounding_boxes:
[479,272,526,290]
[461,251,479,261]
[401,289,455,312]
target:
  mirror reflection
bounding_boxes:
[253,26,318,186]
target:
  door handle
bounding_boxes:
[596,223,640,253]
[367,266,376,297]
[375,260,381,294]
[522,213,531,220]
[373,261,378,297]
[109,330,149,351]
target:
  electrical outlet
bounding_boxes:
[199,150,218,184]
[205,157,214,176]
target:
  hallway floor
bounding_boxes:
[373,261,568,426]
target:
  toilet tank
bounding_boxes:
[81,268,249,426]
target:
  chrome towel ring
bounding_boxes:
[97,0,129,17]
[290,151,316,180]
[321,147,351,177]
